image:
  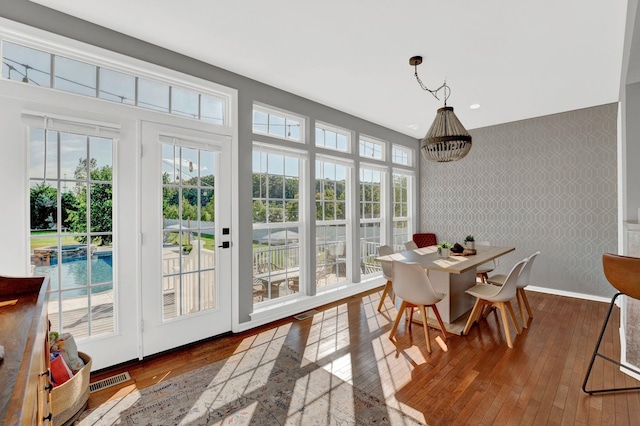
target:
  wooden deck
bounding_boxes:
[86,288,640,425]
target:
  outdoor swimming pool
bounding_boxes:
[34,250,113,295]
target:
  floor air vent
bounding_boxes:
[294,309,319,320]
[89,372,131,393]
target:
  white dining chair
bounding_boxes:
[463,258,527,348]
[475,241,495,283]
[388,261,448,353]
[404,240,419,250]
[376,245,394,312]
[488,251,540,328]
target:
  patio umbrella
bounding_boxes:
[258,230,299,245]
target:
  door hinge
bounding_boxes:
[140,145,143,158]
[141,319,144,332]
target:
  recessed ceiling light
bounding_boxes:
[470,104,481,110]
[407,124,419,130]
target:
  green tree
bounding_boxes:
[67,158,113,244]
[30,182,57,230]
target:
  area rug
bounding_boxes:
[77,343,424,425]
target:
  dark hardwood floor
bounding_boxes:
[87,288,640,425]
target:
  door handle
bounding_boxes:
[218,241,230,249]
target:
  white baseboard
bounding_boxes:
[527,285,611,304]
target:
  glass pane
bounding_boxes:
[269,114,286,137]
[91,284,114,334]
[2,41,51,87]
[60,132,87,181]
[201,188,215,223]
[268,200,284,222]
[90,183,112,233]
[253,200,266,223]
[286,118,300,140]
[60,184,77,234]
[138,78,169,112]
[162,144,178,184]
[67,182,87,233]
[316,128,325,147]
[171,86,199,119]
[99,68,136,105]
[89,137,113,178]
[253,110,268,133]
[30,180,57,231]
[285,201,298,221]
[181,147,199,185]
[54,56,97,96]
[200,270,216,310]
[326,131,337,149]
[201,94,225,125]
[162,275,179,319]
[337,134,347,151]
[61,289,89,337]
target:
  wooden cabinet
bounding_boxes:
[0,275,51,425]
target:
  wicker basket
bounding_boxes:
[51,351,91,425]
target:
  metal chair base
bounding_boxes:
[582,292,640,394]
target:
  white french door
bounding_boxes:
[140,122,232,356]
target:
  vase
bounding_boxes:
[438,247,450,258]
[465,241,475,250]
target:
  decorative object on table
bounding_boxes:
[464,235,475,250]
[437,242,452,258]
[0,344,4,361]
[409,55,472,163]
[451,243,464,254]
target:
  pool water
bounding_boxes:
[34,251,113,295]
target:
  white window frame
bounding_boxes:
[315,121,351,153]
[392,144,412,166]
[359,135,386,161]
[252,103,305,143]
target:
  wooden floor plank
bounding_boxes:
[85,288,640,425]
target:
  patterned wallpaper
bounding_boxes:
[419,103,618,298]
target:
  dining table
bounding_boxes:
[376,245,515,333]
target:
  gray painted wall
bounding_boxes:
[420,104,618,298]
[0,0,419,324]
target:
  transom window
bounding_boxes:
[253,105,303,142]
[359,136,385,160]
[315,123,349,152]
[392,145,412,166]
[2,41,227,124]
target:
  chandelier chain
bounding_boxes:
[413,65,451,106]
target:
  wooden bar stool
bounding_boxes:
[582,253,640,394]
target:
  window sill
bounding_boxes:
[243,277,386,332]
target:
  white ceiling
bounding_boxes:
[32,0,628,138]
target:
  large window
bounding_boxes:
[359,165,384,275]
[28,123,115,338]
[252,144,303,302]
[392,171,413,251]
[315,157,350,288]
[2,41,227,124]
